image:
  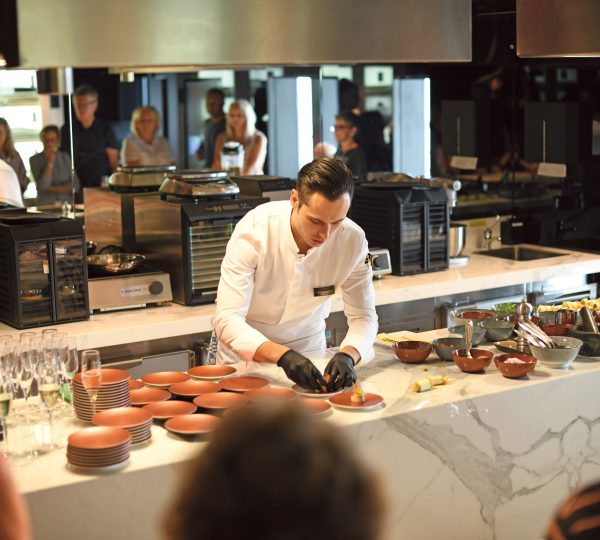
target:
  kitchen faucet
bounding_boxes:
[483,227,502,250]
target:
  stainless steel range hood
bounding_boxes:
[517,0,600,58]
[16,0,471,69]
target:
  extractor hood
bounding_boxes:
[12,0,471,69]
[517,0,600,58]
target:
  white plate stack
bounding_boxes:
[67,426,131,470]
[72,368,131,422]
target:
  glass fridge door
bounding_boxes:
[17,242,53,325]
[53,239,88,320]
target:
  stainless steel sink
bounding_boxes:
[475,246,566,261]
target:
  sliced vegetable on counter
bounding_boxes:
[410,375,450,393]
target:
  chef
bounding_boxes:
[214,157,378,391]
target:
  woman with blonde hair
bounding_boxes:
[120,106,175,166]
[212,99,267,175]
[0,118,28,190]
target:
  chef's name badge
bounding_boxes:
[313,285,335,297]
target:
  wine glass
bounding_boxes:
[81,350,102,418]
[37,359,60,450]
[0,368,14,457]
[16,344,34,406]
[61,338,79,414]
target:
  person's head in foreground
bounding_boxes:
[546,480,600,540]
[164,404,385,540]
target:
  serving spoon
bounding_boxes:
[465,319,474,358]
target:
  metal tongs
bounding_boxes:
[516,320,557,348]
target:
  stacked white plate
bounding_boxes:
[67,426,131,470]
[72,368,131,422]
[92,407,153,445]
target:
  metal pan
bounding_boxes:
[87,253,145,276]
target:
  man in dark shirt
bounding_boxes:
[60,84,118,189]
[195,88,226,168]
[333,111,367,182]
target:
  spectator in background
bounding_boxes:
[333,111,367,182]
[195,88,226,168]
[121,106,175,166]
[164,405,385,540]
[212,99,267,175]
[314,141,336,158]
[358,111,391,172]
[546,480,600,539]
[0,118,28,191]
[0,454,33,540]
[29,125,76,205]
[60,84,118,188]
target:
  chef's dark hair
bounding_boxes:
[296,157,354,204]
[164,405,384,540]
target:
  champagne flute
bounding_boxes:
[17,344,34,406]
[0,369,14,457]
[62,338,79,414]
[37,360,60,450]
[81,350,102,418]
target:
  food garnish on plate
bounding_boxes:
[350,382,366,403]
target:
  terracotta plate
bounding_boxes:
[188,365,237,380]
[329,391,384,411]
[67,460,129,474]
[128,379,145,390]
[193,392,248,410]
[143,400,197,419]
[169,380,220,397]
[73,368,131,385]
[67,447,130,459]
[299,398,332,416]
[165,414,222,436]
[68,426,132,450]
[218,376,269,393]
[291,384,344,399]
[141,371,190,388]
[92,407,153,429]
[129,388,171,406]
[246,386,297,403]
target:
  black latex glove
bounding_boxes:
[277,350,326,391]
[324,352,356,391]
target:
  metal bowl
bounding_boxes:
[87,253,145,275]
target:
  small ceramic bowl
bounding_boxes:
[494,353,536,379]
[528,336,582,369]
[451,348,493,373]
[543,323,575,337]
[448,325,486,345]
[432,337,465,361]
[449,308,496,327]
[478,319,515,342]
[566,327,600,357]
[393,340,432,364]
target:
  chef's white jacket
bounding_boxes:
[0,160,24,208]
[214,200,378,364]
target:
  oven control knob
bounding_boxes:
[149,281,164,295]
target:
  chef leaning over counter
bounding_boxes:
[214,157,378,391]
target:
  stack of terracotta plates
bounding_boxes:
[67,426,131,470]
[72,368,131,422]
[92,407,153,445]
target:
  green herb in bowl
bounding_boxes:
[494,302,517,314]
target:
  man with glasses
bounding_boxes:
[60,84,118,190]
[333,111,367,182]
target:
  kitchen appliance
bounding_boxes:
[108,165,176,192]
[231,175,295,202]
[0,211,89,329]
[449,223,469,266]
[84,165,176,252]
[352,183,449,275]
[134,171,267,305]
[369,248,392,279]
[87,263,172,312]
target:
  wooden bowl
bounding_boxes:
[393,340,432,364]
[494,353,536,379]
[451,348,493,373]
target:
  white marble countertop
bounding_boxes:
[12,330,600,496]
[2,244,600,350]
